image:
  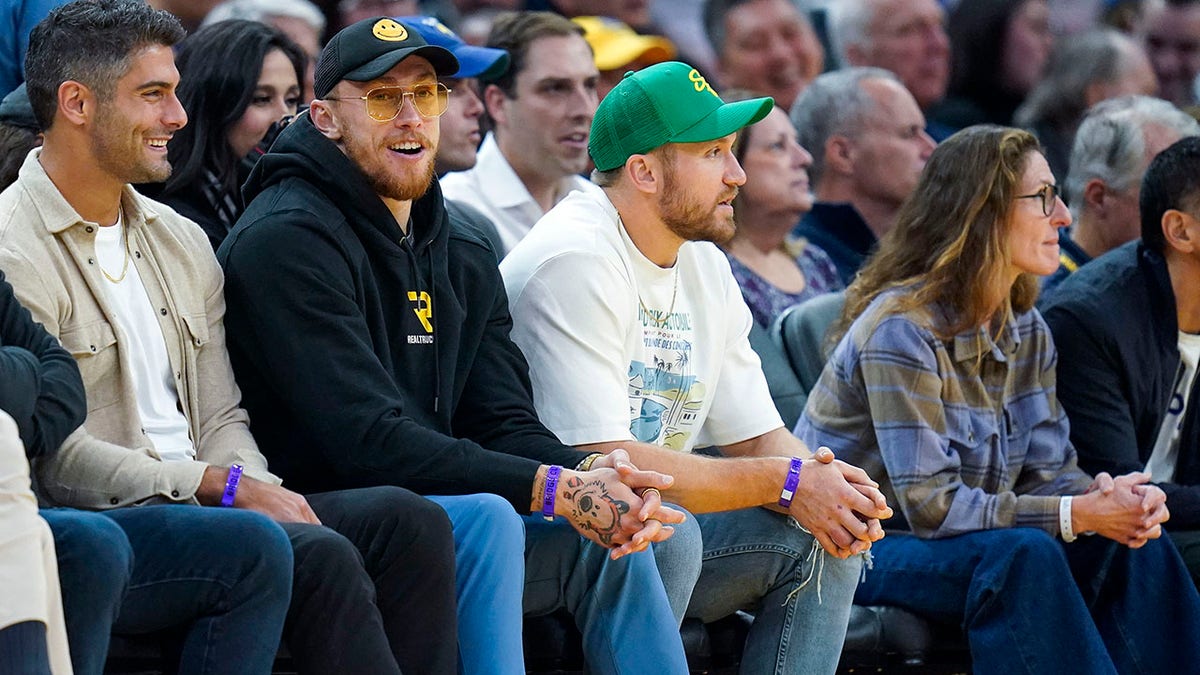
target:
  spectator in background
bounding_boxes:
[201,0,326,101]
[932,0,1054,130]
[1042,95,1199,294]
[146,0,222,32]
[1015,29,1158,180]
[797,124,1200,674]
[720,89,842,327]
[790,67,936,285]
[832,0,952,140]
[551,0,653,29]
[574,16,674,100]
[339,0,419,28]
[703,0,823,112]
[1140,0,1200,107]
[406,14,512,256]
[1043,135,1200,588]
[0,85,40,191]
[151,20,305,251]
[441,12,599,255]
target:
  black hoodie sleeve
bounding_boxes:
[220,211,551,510]
[0,270,86,459]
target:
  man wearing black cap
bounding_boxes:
[502,61,892,674]
[219,16,692,675]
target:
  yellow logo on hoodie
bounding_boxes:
[407,291,433,334]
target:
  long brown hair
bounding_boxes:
[833,125,1042,343]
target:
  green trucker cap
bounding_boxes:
[589,61,773,172]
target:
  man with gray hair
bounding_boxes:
[830,0,952,139]
[789,66,936,285]
[1014,29,1158,181]
[1042,94,1200,295]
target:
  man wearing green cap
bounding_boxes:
[501,61,893,673]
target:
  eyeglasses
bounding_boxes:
[1016,183,1060,217]
[327,83,451,121]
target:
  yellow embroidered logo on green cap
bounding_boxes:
[373,19,408,41]
[688,69,718,98]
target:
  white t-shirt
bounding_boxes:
[1146,331,1200,483]
[95,219,195,463]
[440,133,597,256]
[501,188,781,452]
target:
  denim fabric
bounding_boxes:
[428,494,526,675]
[522,516,689,675]
[654,507,860,675]
[40,508,129,675]
[856,529,1200,674]
[45,505,292,675]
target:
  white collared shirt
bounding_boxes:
[440,133,598,256]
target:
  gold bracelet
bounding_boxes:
[575,452,603,472]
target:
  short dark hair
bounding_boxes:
[163,20,305,199]
[1140,136,1200,253]
[480,11,583,97]
[703,0,757,56]
[25,0,185,131]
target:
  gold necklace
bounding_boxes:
[100,223,130,284]
[637,265,679,327]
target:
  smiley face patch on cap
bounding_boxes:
[372,19,408,41]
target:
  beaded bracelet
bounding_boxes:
[542,465,563,521]
[777,457,803,508]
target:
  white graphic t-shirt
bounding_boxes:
[502,189,781,452]
[1146,331,1200,483]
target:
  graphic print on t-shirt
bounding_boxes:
[627,305,705,450]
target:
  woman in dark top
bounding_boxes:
[157,20,304,250]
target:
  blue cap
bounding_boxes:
[399,15,510,80]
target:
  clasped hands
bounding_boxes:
[1076,471,1169,548]
[787,447,893,559]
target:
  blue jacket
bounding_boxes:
[1041,240,1200,528]
[793,202,877,287]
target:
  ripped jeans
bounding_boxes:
[652,507,861,675]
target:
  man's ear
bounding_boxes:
[624,153,662,196]
[1163,208,1199,254]
[57,80,91,127]
[309,100,342,141]
[1083,178,1109,215]
[824,135,855,175]
[483,83,508,128]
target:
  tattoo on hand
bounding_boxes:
[563,476,630,546]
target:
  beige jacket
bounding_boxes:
[0,150,277,509]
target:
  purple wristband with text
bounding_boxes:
[221,464,244,507]
[542,465,562,521]
[777,458,803,508]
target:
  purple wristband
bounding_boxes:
[542,465,562,521]
[221,464,244,507]
[777,458,803,508]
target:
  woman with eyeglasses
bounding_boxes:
[150,20,305,251]
[719,89,842,328]
[796,125,1200,673]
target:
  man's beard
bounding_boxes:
[343,132,436,202]
[657,159,737,245]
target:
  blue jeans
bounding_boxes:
[428,494,525,675]
[653,507,860,675]
[44,505,294,675]
[856,528,1200,674]
[523,516,689,675]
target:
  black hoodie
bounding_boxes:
[217,114,585,508]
